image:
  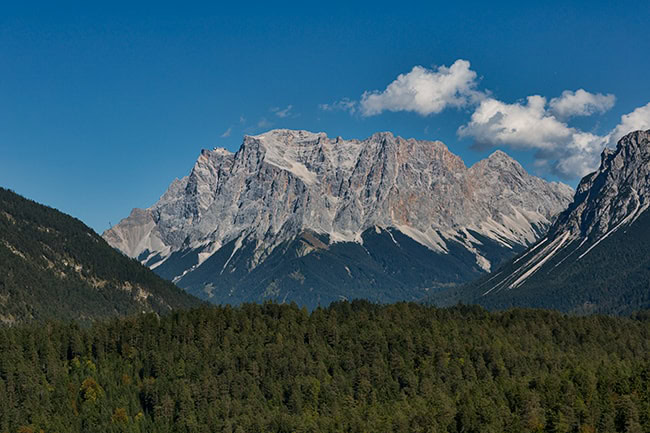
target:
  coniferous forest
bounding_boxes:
[1,302,649,433]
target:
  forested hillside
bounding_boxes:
[0,187,201,324]
[431,209,650,315]
[1,302,649,432]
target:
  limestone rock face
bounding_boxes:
[103,129,573,306]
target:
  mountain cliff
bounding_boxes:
[104,129,573,308]
[439,130,650,314]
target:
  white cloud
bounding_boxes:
[459,95,650,179]
[317,57,648,180]
[458,95,571,150]
[606,102,650,147]
[359,59,485,116]
[549,89,615,118]
[458,94,605,178]
[271,105,294,118]
[220,127,232,138]
[551,131,605,178]
[319,98,357,114]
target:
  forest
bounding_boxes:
[1,301,649,433]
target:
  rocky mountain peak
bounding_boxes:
[103,129,573,305]
[487,149,513,161]
[491,150,526,170]
[368,131,395,141]
[551,129,650,239]
[472,149,525,174]
[210,147,233,156]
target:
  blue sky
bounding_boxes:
[2,1,649,233]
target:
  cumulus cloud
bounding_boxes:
[551,131,606,178]
[319,59,484,117]
[549,89,615,118]
[458,95,605,177]
[606,102,650,147]
[319,98,358,114]
[359,60,485,116]
[459,96,571,150]
[271,105,294,118]
[459,95,650,179]
[317,57,648,180]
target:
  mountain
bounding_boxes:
[0,187,202,324]
[437,130,650,314]
[104,129,573,308]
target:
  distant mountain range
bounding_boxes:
[0,187,201,324]
[104,129,573,308]
[434,130,650,314]
[4,129,649,318]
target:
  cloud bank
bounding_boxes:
[458,96,650,178]
[320,59,650,179]
[457,94,604,177]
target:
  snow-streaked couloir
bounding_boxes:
[103,129,573,308]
